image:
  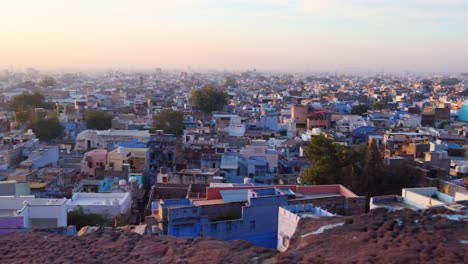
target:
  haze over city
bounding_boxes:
[2,0,468,73]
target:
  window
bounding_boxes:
[249,220,256,230]
[282,236,289,248]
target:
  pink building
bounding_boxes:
[240,140,278,170]
[80,149,108,177]
[291,105,307,124]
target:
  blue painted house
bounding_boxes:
[200,188,288,248]
[154,188,288,248]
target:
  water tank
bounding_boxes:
[243,178,251,184]
[311,128,322,135]
[458,101,468,121]
[119,179,127,186]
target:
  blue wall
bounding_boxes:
[161,188,288,248]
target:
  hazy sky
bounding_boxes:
[1,0,468,73]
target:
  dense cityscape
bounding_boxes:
[1,1,468,263]
[0,69,467,263]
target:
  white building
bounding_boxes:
[67,192,132,217]
[76,129,151,151]
[0,196,67,228]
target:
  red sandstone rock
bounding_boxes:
[0,208,466,264]
[277,208,467,264]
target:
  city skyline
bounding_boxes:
[2,0,468,73]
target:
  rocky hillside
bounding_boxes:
[0,231,276,264]
[0,208,466,264]
[278,208,467,264]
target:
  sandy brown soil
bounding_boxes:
[0,208,466,264]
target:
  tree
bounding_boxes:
[373,101,387,111]
[28,117,63,141]
[224,76,237,88]
[7,91,53,124]
[152,109,184,135]
[360,139,384,196]
[86,111,112,130]
[440,78,460,86]
[67,206,114,230]
[6,91,53,112]
[38,76,57,88]
[303,135,419,198]
[351,104,369,116]
[303,134,350,185]
[191,84,228,113]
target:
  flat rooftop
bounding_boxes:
[193,199,226,206]
[68,193,129,206]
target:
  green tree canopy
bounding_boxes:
[191,84,228,113]
[351,104,369,116]
[6,91,53,112]
[440,78,460,86]
[28,116,63,141]
[224,76,237,88]
[303,134,351,185]
[67,206,114,230]
[7,91,53,124]
[152,109,184,135]
[86,110,112,130]
[303,135,419,198]
[38,76,57,88]
[373,101,387,111]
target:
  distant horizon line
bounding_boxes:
[1,65,466,77]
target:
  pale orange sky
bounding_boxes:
[1,0,468,73]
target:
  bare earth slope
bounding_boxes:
[0,231,276,264]
[278,208,468,264]
[0,208,466,264]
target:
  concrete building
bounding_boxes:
[80,149,108,177]
[0,196,67,235]
[76,130,151,151]
[154,188,288,248]
[277,204,334,252]
[20,145,59,169]
[205,184,366,216]
[172,168,222,185]
[239,140,279,174]
[370,187,468,212]
[107,147,150,175]
[146,132,178,186]
[0,180,30,196]
[67,192,132,218]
